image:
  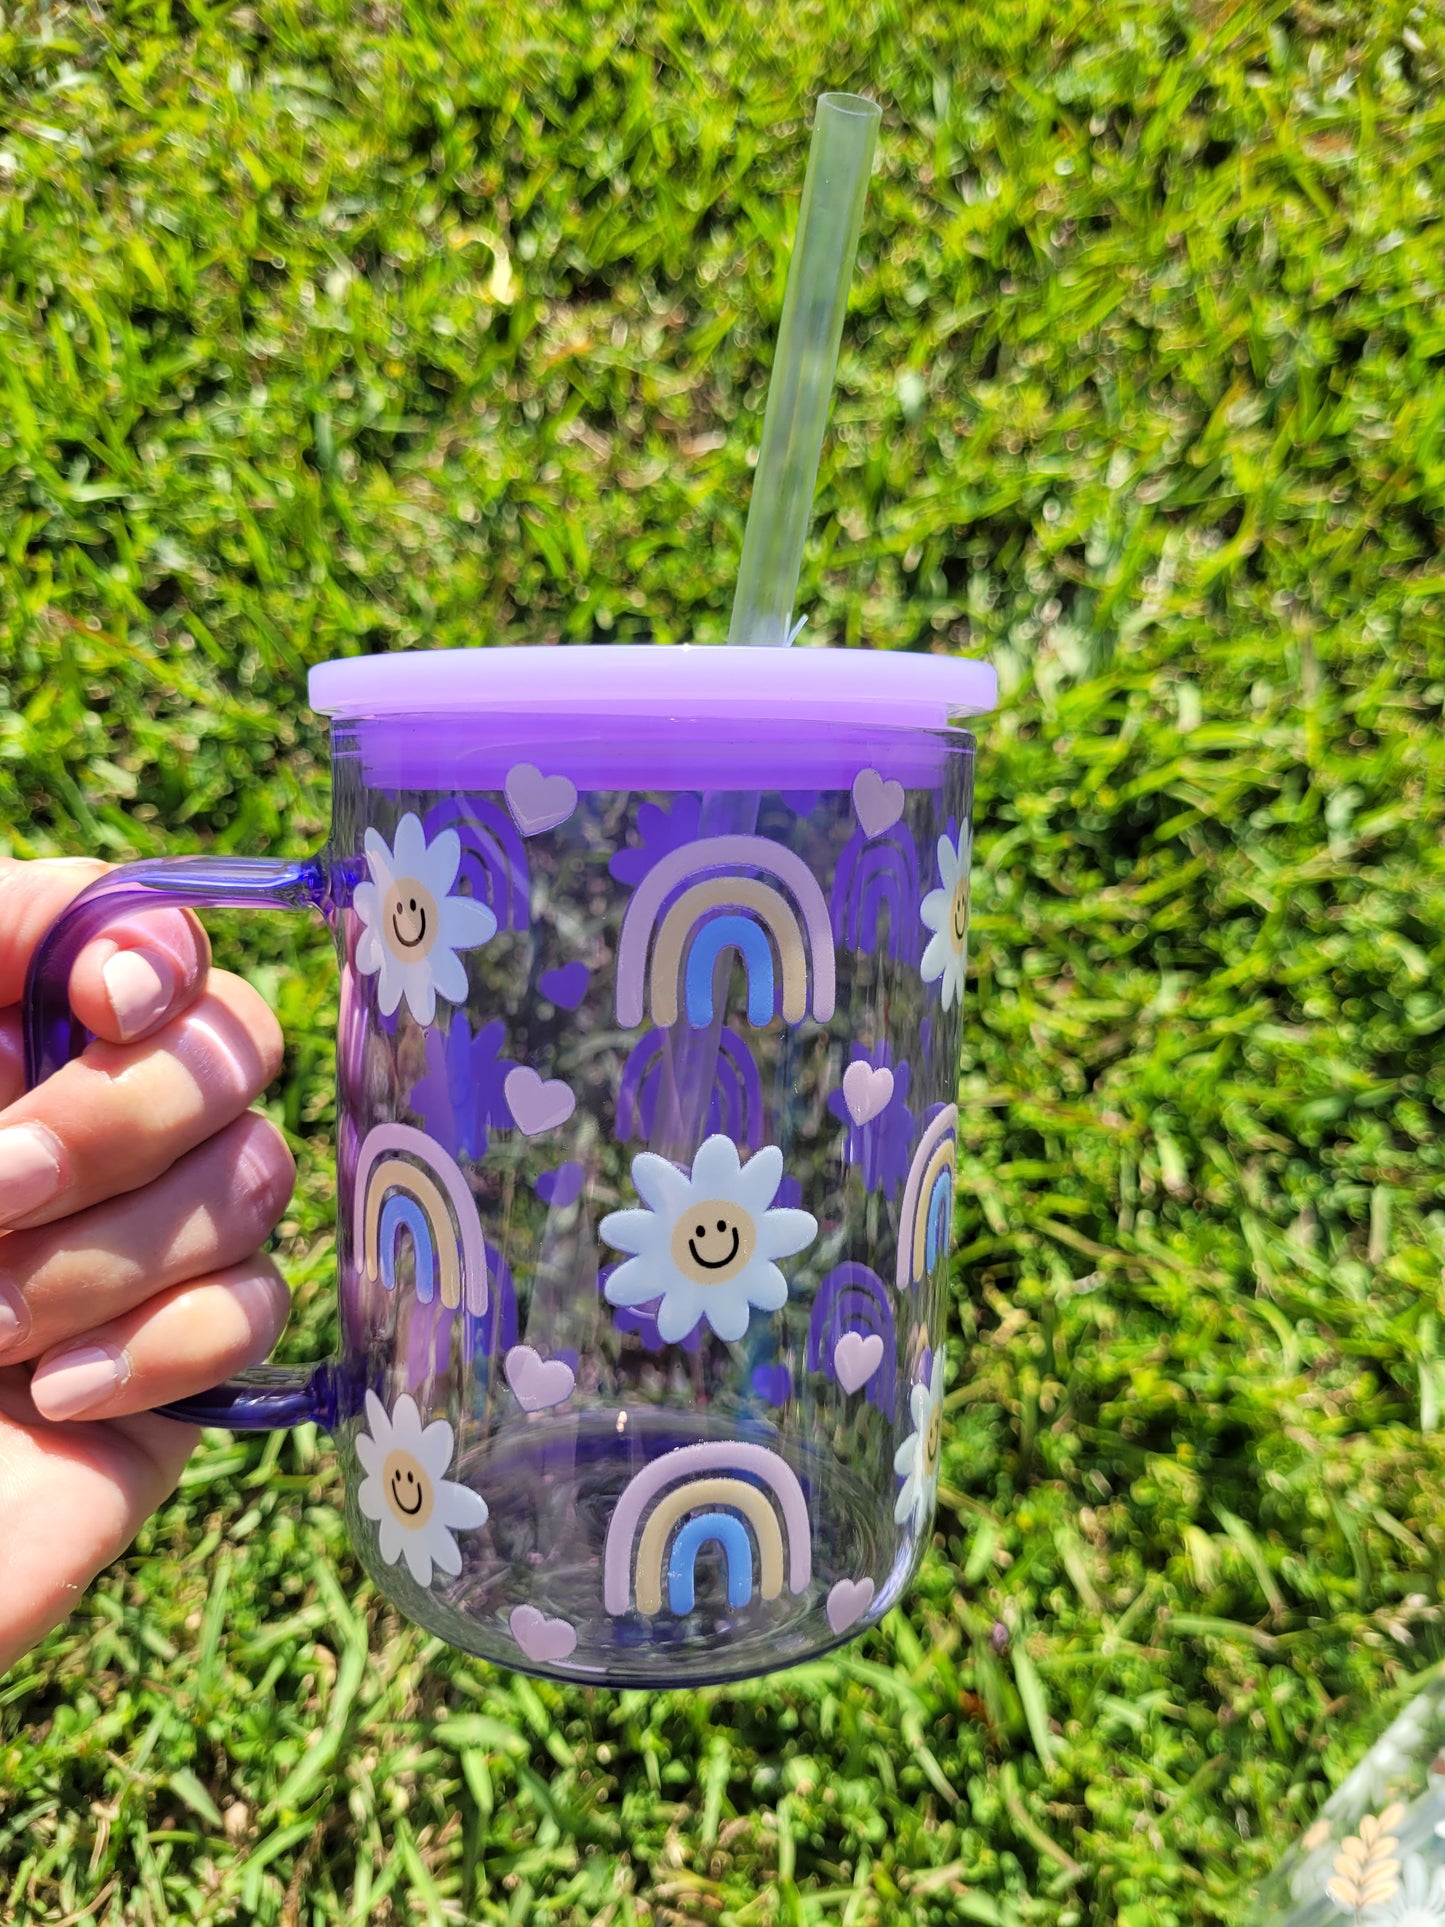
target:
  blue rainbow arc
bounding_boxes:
[667,1513,754,1614]
[378,1192,436,1302]
[685,915,776,1027]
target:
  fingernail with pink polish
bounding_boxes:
[103,948,175,1040]
[0,1277,29,1354]
[0,1125,61,1226]
[31,1343,130,1420]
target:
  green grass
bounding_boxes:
[2,0,1444,1919]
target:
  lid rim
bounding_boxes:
[308,645,997,724]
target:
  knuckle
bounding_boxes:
[208,972,285,1081]
[232,1117,296,1227]
[230,1266,292,1354]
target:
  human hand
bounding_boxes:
[0,859,296,1673]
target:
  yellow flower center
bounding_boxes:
[382,1449,435,1529]
[670,1200,758,1287]
[383,878,440,960]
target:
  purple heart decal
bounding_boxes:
[842,1061,894,1127]
[539,961,589,1010]
[505,763,577,836]
[833,1332,884,1394]
[535,1160,585,1208]
[827,1577,876,1634]
[852,768,905,839]
[504,1066,576,1136]
[504,1345,576,1412]
[509,1604,578,1664]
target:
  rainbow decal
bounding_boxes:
[604,1441,811,1617]
[616,836,835,1030]
[354,1123,489,1315]
[896,1105,958,1291]
[423,795,530,932]
[806,1262,898,1419]
[830,824,922,966]
[616,1024,762,1147]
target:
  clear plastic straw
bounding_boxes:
[726,92,881,649]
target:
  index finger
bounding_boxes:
[0,860,210,1053]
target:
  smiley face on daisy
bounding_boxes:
[600,1134,817,1344]
[352,813,498,1024]
[354,1390,489,1586]
[919,826,972,1011]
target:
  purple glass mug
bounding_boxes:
[24,646,994,1684]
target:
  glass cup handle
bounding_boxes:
[22,854,342,1432]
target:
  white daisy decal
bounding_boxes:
[352,812,497,1024]
[894,1348,946,1534]
[600,1134,817,1344]
[354,1390,488,1585]
[919,826,972,1011]
[1376,1852,1445,1926]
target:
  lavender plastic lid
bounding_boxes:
[308,645,996,726]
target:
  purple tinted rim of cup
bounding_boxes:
[308,645,997,726]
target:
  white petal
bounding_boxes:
[424,1522,463,1578]
[939,962,960,1011]
[656,1284,708,1343]
[741,1261,789,1312]
[376,959,404,1016]
[355,928,383,977]
[363,1389,392,1443]
[911,1383,932,1431]
[378,1514,405,1566]
[920,929,950,985]
[919,886,945,935]
[936,834,960,888]
[630,1152,690,1216]
[701,1290,751,1342]
[393,812,429,877]
[354,1432,382,1476]
[437,1481,489,1531]
[364,826,395,886]
[400,967,437,1025]
[895,1432,920,1478]
[931,1350,947,1400]
[894,1476,917,1525]
[733,1143,784,1213]
[389,1394,423,1445]
[418,1417,457,1478]
[357,1474,385,1522]
[602,1256,660,1308]
[690,1134,743,1195]
[419,825,461,898]
[401,1529,434,1586]
[598,1209,659,1258]
[755,1207,816,1260]
[429,946,469,1008]
[353,881,381,929]
[439,896,497,951]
